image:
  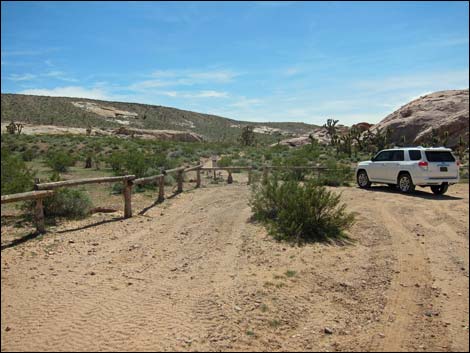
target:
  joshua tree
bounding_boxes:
[6,121,23,135]
[457,134,467,161]
[349,126,364,151]
[239,125,256,146]
[6,121,16,134]
[323,118,339,146]
[439,131,449,147]
[339,133,353,157]
[85,156,92,169]
[400,135,406,147]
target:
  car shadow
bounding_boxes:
[361,185,463,200]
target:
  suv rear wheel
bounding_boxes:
[398,173,415,193]
[357,170,371,188]
[431,183,449,195]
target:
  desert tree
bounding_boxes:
[239,125,256,146]
[323,119,339,146]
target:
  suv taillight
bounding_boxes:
[418,161,428,167]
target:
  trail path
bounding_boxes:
[1,182,468,351]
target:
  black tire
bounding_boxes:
[431,183,449,195]
[357,170,371,188]
[397,173,415,193]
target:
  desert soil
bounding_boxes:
[1,178,469,352]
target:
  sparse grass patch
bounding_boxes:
[268,319,281,329]
[285,270,297,278]
[260,304,269,312]
[246,330,255,337]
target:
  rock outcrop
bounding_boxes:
[372,89,469,147]
[113,127,203,142]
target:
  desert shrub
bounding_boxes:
[318,159,352,186]
[107,149,175,177]
[1,149,35,194]
[21,148,37,161]
[250,176,354,243]
[42,188,93,219]
[46,151,76,172]
[218,156,233,167]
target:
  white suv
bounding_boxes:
[356,147,460,195]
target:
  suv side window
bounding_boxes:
[374,151,393,161]
[392,150,404,161]
[409,150,422,160]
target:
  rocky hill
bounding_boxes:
[0,93,318,142]
[372,89,469,147]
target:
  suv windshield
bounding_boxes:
[425,151,456,162]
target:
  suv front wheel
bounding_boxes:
[357,170,371,188]
[397,173,415,193]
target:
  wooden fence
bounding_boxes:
[1,164,353,234]
[1,190,54,233]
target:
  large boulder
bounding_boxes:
[372,89,469,147]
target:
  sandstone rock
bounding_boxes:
[372,89,469,148]
[113,126,203,142]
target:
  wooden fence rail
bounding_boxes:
[2,163,353,235]
[200,166,253,185]
[35,175,136,219]
[1,190,55,233]
[35,175,136,190]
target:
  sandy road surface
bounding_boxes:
[1,182,468,352]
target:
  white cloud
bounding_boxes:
[130,68,239,90]
[354,69,469,93]
[43,70,78,82]
[194,90,228,98]
[18,86,110,100]
[7,73,36,81]
[159,90,228,98]
[283,67,302,76]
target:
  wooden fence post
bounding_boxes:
[34,198,46,233]
[158,175,165,202]
[247,168,252,185]
[227,171,233,184]
[196,168,201,188]
[177,170,183,193]
[123,179,132,218]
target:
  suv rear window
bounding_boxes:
[409,150,422,160]
[425,151,456,162]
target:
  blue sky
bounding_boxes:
[1,1,469,125]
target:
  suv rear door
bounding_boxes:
[424,150,459,180]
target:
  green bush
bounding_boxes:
[46,151,76,172]
[217,156,233,167]
[318,159,352,186]
[1,149,35,194]
[107,149,176,177]
[250,176,355,243]
[42,188,93,219]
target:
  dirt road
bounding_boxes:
[1,181,468,351]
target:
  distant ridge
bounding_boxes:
[0,93,318,141]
